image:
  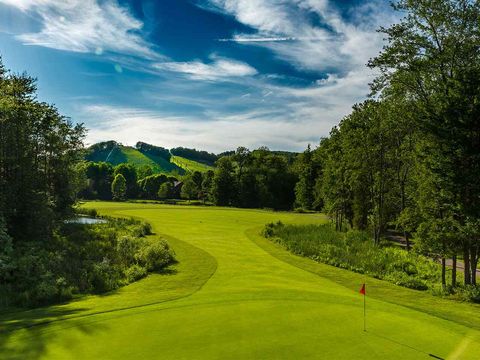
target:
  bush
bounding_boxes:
[135,239,175,271]
[131,222,153,237]
[262,221,283,238]
[125,264,147,283]
[263,223,441,292]
[457,285,480,303]
[76,208,98,217]
[385,271,428,290]
[90,258,120,293]
[116,236,142,266]
[5,215,175,307]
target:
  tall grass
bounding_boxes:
[263,222,441,291]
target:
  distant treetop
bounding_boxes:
[170,147,218,165]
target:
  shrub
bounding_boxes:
[116,236,142,266]
[6,216,175,307]
[76,208,98,217]
[125,265,147,283]
[135,238,175,271]
[457,285,480,303]
[385,271,428,290]
[90,258,119,293]
[131,222,152,237]
[262,221,283,238]
[263,223,441,292]
[35,273,60,303]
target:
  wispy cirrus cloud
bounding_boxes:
[203,0,395,71]
[0,0,156,58]
[218,36,298,43]
[153,57,257,80]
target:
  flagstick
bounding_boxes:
[363,289,366,332]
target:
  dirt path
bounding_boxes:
[444,258,480,276]
[385,231,480,276]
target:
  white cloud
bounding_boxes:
[82,104,328,152]
[0,0,156,57]
[153,58,257,80]
[192,0,396,144]
[79,60,378,152]
[218,36,298,42]
[1,0,397,150]
[205,0,395,72]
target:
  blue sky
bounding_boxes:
[0,0,396,152]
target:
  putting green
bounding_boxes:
[1,202,480,359]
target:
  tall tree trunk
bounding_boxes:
[339,210,343,232]
[463,245,471,285]
[471,251,478,286]
[441,238,446,289]
[451,254,457,287]
[441,257,446,289]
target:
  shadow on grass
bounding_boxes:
[0,305,106,360]
[367,330,445,359]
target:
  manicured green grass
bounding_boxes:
[1,202,480,359]
[116,146,186,174]
[171,155,214,173]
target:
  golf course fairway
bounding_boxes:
[1,202,480,359]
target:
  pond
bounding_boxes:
[66,216,107,225]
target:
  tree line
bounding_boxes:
[293,0,480,289]
[78,145,297,210]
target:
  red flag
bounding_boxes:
[359,283,366,295]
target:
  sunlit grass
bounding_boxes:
[171,155,214,173]
[1,202,479,359]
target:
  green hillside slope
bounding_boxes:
[85,141,213,174]
[171,155,214,172]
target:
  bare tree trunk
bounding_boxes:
[441,257,446,289]
[451,254,457,287]
[441,238,446,289]
[339,210,343,232]
[471,251,478,286]
[464,245,471,285]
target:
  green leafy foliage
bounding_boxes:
[158,181,174,200]
[263,222,441,291]
[138,174,169,199]
[114,163,138,198]
[211,147,296,209]
[136,142,171,161]
[5,216,174,307]
[111,174,127,201]
[135,239,174,271]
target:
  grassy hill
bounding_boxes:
[2,202,479,359]
[85,141,214,175]
[171,155,214,173]
[85,142,298,176]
